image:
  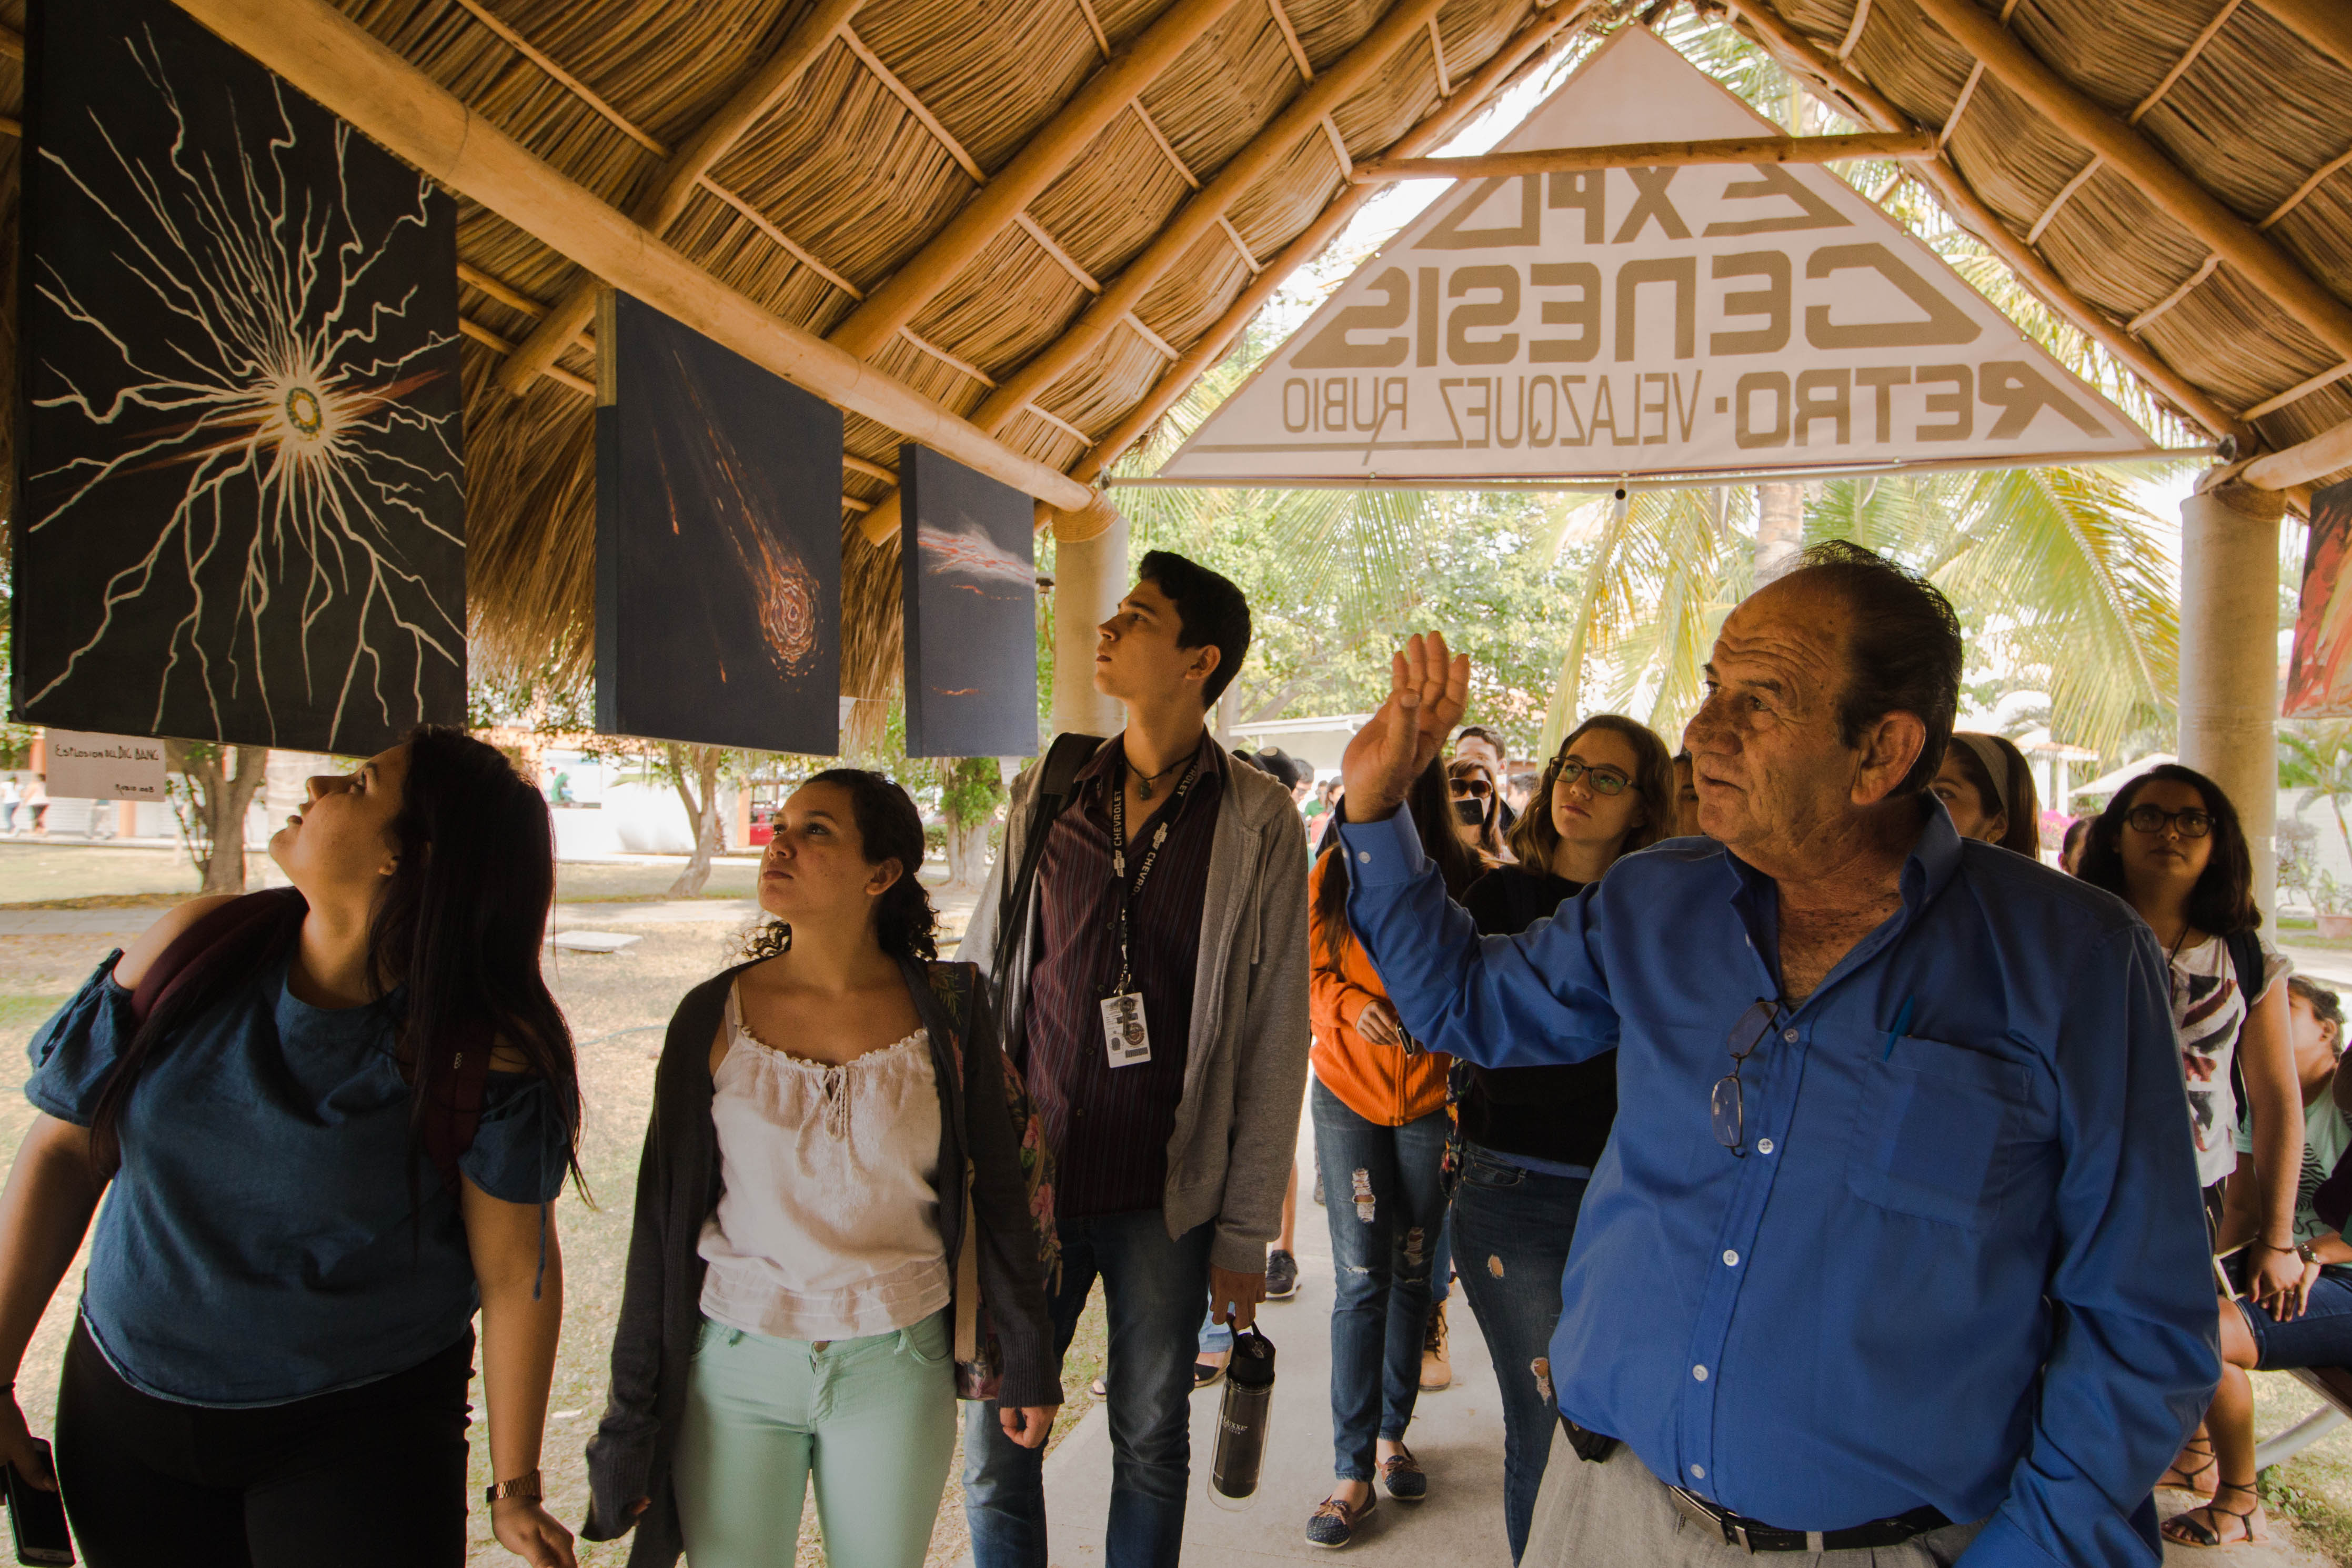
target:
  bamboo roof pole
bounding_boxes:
[2243,416,2352,490]
[823,0,1248,360]
[1067,0,1593,492]
[2250,0,2352,75]
[1719,0,2251,445]
[857,0,1595,546]
[1357,129,1937,182]
[167,0,1094,508]
[495,0,866,394]
[1906,0,2352,367]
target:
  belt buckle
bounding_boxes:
[1668,1485,1752,1553]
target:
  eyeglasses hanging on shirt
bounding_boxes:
[1100,754,1204,1070]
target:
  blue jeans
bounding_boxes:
[963,1211,1213,1568]
[1449,1142,1590,1562]
[1312,1079,1449,1482]
[2239,1264,2352,1368]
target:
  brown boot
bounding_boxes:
[1420,1301,1452,1391]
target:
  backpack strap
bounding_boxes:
[989,732,1108,999]
[2225,929,2268,1141]
[129,888,306,1025]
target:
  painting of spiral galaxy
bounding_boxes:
[12,0,466,754]
[596,292,840,752]
[900,444,1037,758]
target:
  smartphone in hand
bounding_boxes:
[4,1442,72,1566]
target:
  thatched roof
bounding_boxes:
[7,0,2351,743]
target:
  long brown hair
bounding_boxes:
[2078,763,2260,936]
[1943,732,2042,857]
[1507,715,1675,871]
[1313,761,1483,967]
[1446,756,1507,862]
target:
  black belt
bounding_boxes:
[1664,1485,1951,1554]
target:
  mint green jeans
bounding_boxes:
[674,1310,957,1568]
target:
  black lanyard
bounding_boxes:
[1105,751,1202,996]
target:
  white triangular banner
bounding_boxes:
[1158,27,2158,485]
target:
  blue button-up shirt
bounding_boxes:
[1339,805,2217,1565]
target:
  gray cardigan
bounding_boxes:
[960,736,1313,1275]
[581,954,1060,1565]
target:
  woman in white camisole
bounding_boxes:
[585,770,1060,1568]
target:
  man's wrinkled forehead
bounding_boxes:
[1708,579,1851,699]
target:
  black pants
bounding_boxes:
[54,1319,473,1568]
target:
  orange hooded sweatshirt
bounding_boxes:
[1308,852,1452,1126]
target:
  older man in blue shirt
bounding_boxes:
[1337,544,2215,1566]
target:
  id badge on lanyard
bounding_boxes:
[1102,753,1198,1069]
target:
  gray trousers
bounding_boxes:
[1523,1429,1986,1567]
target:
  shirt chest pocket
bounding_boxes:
[1845,1036,2051,1233]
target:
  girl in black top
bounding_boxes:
[1449,715,1673,1563]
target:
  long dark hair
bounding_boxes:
[91,726,583,1191]
[2077,763,2259,936]
[1943,732,2042,857]
[1446,756,1507,862]
[1506,714,1674,870]
[743,768,939,963]
[1314,760,1483,967]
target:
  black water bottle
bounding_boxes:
[1209,1326,1276,1506]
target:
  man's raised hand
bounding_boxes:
[1340,632,1470,822]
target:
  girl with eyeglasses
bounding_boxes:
[2075,763,2306,1540]
[1452,716,1674,1562]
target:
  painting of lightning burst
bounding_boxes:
[13,0,465,753]
[900,443,1037,759]
[596,292,840,753]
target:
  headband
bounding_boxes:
[1951,733,2013,822]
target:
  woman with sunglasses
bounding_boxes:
[2076,766,2305,1537]
[1301,762,1486,1547]
[1451,715,1674,1562]
[1445,757,1508,866]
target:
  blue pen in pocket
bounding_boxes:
[1883,997,1916,1061]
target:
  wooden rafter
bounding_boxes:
[2250,0,2352,75]
[450,0,665,154]
[2244,360,2352,420]
[0,23,22,57]
[1216,213,1262,272]
[1908,0,2352,366]
[2024,153,2102,245]
[1122,311,1179,359]
[1134,102,1201,187]
[1320,113,1353,178]
[845,454,898,483]
[821,0,1241,359]
[1014,210,1103,292]
[2264,145,2352,230]
[694,177,867,298]
[176,0,1092,506]
[459,262,598,350]
[1836,0,1871,61]
[1721,0,2252,443]
[495,0,863,393]
[1024,403,1093,443]
[840,25,982,179]
[458,317,597,393]
[1359,129,1937,182]
[2244,414,2352,489]
[1428,17,1451,95]
[1065,0,1594,491]
[1268,0,1313,79]
[1940,59,1982,147]
[2127,255,2222,334]
[855,0,1595,548]
[2129,0,2242,124]
[1072,0,1110,56]
[899,324,997,385]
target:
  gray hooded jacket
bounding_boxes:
[960,735,1312,1274]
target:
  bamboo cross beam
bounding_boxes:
[822,0,1245,360]
[1720,0,2251,445]
[2243,414,2352,491]
[495,0,866,394]
[170,0,1093,508]
[1907,0,2352,366]
[1355,128,1936,183]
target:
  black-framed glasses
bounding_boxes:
[1556,760,1632,797]
[1712,1000,1778,1157]
[2125,804,2214,839]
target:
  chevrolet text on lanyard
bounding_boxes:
[1100,752,1203,1069]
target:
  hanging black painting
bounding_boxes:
[900,443,1038,759]
[596,292,841,753]
[13,0,465,755]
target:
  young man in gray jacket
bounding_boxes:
[960,550,1312,1568]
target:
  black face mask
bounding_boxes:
[1453,797,1486,827]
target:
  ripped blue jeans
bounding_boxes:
[1311,1078,1450,1482]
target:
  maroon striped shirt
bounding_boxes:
[1021,733,1223,1219]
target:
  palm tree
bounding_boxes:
[2281,721,2352,868]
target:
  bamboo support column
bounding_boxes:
[2179,476,2287,917]
[1048,495,1129,738]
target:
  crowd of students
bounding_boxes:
[4,538,2347,1568]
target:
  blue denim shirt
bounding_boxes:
[1338,805,2217,1565]
[27,954,567,1407]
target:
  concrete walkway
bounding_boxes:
[1027,1206,2334,1566]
